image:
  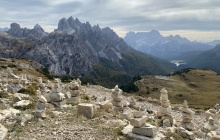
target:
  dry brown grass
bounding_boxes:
[136,69,220,109]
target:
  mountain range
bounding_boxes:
[0,17,174,88]
[206,40,220,46]
[0,27,9,32]
[187,44,220,73]
[124,30,214,60]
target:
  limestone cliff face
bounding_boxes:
[0,17,173,77]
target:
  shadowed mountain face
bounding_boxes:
[124,31,213,60]
[0,17,174,87]
[187,44,220,73]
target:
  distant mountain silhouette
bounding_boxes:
[124,30,213,60]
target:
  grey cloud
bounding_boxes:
[0,0,220,41]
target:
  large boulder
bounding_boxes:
[7,84,23,94]
[77,103,94,119]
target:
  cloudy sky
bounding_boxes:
[1,0,220,41]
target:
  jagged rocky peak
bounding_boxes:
[148,29,161,36]
[10,23,21,30]
[8,23,31,38]
[0,27,9,32]
[102,27,120,41]
[34,24,43,30]
[93,24,101,32]
[57,16,87,34]
[29,23,47,39]
[57,17,72,32]
[166,34,190,44]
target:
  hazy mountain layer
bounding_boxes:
[124,31,213,60]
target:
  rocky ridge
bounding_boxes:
[0,17,173,88]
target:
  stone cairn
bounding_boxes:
[66,80,82,105]
[202,113,220,140]
[129,109,157,138]
[37,77,48,94]
[157,88,173,127]
[34,95,47,118]
[205,104,220,126]
[111,85,123,111]
[181,100,195,131]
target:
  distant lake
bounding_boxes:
[170,60,186,66]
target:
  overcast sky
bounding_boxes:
[1,0,220,41]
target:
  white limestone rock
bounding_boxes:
[13,100,32,108]
[99,100,112,111]
[203,117,218,133]
[77,103,94,119]
[51,111,63,117]
[112,100,123,108]
[66,97,80,105]
[130,116,148,128]
[49,92,65,102]
[64,91,71,99]
[0,108,20,121]
[38,95,47,103]
[111,94,123,102]
[207,131,220,140]
[122,124,164,140]
[132,123,157,137]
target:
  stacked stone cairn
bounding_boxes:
[129,109,157,138]
[205,104,220,125]
[129,96,139,110]
[34,95,47,118]
[43,79,65,108]
[181,100,195,131]
[111,85,123,111]
[66,80,82,105]
[157,88,173,127]
[203,115,220,140]
[37,77,49,94]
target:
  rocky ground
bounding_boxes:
[0,85,208,140]
[0,58,219,140]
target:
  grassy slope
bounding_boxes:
[188,45,220,73]
[135,69,220,109]
[0,58,48,80]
